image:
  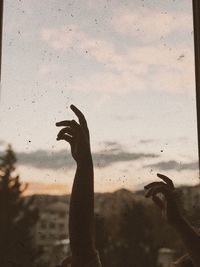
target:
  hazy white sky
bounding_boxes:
[0,0,199,194]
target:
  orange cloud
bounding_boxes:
[24,182,70,196]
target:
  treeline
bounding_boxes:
[0,146,40,267]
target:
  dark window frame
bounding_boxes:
[193,0,200,176]
[0,0,3,82]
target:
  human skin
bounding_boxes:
[144,174,200,267]
[56,105,96,267]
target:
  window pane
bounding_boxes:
[1,1,198,267]
[1,0,198,193]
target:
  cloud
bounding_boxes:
[111,7,192,43]
[24,182,69,196]
[101,141,122,150]
[145,160,198,171]
[17,150,74,169]
[41,21,194,94]
[16,148,158,170]
[0,140,6,146]
[94,150,158,168]
[139,139,154,144]
[41,25,116,65]
[103,141,120,147]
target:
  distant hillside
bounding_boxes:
[25,184,200,219]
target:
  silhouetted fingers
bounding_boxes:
[150,185,172,201]
[57,127,74,137]
[57,128,73,144]
[56,120,73,127]
[157,173,175,190]
[56,119,80,131]
[145,187,154,198]
[70,104,88,131]
[57,133,73,144]
[144,181,166,190]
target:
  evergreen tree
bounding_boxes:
[0,145,39,267]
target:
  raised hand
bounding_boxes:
[144,173,181,226]
[145,174,200,267]
[56,105,98,266]
[56,105,91,163]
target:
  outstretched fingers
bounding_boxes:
[144,178,173,201]
[57,127,74,144]
[145,187,153,197]
[57,127,74,137]
[57,133,73,144]
[145,185,166,210]
[157,173,175,190]
[70,104,88,132]
[56,119,79,129]
[144,181,166,190]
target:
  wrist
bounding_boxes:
[76,153,93,166]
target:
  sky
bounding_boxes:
[0,0,199,195]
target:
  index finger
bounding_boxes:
[70,104,88,130]
[144,181,166,190]
[157,173,175,190]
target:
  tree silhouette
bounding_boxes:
[0,145,39,267]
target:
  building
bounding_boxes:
[178,185,200,212]
[158,248,175,267]
[29,195,70,266]
[49,239,70,267]
[35,201,69,249]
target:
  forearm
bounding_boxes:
[173,216,200,267]
[69,154,95,256]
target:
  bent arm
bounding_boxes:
[144,174,200,267]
